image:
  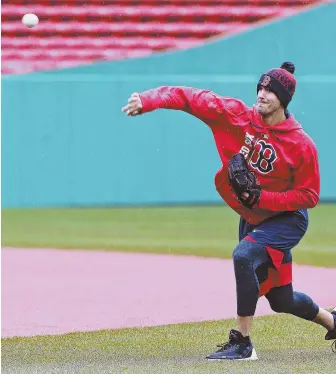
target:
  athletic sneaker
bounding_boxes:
[206,329,258,361]
[325,307,336,353]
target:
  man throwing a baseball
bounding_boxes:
[122,62,336,360]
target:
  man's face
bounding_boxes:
[256,87,282,116]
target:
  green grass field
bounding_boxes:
[2,204,336,267]
[2,315,335,374]
[2,205,336,373]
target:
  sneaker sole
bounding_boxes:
[206,348,258,361]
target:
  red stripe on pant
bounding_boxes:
[245,236,292,296]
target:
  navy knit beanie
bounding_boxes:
[257,61,296,108]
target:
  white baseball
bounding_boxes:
[22,14,39,28]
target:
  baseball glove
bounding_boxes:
[228,153,261,209]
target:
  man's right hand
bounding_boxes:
[121,93,143,116]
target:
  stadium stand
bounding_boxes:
[1,0,323,75]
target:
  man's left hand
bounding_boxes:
[228,153,261,209]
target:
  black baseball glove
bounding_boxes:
[228,153,261,209]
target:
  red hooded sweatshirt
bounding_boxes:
[139,86,320,225]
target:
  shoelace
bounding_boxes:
[332,340,336,353]
[216,342,239,352]
[216,342,230,351]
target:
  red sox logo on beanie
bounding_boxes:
[257,61,296,108]
[261,75,271,87]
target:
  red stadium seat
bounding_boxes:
[1,0,323,75]
[1,36,203,50]
[2,21,248,39]
[1,0,322,5]
[2,5,292,23]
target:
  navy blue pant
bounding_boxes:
[233,210,319,320]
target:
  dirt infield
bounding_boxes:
[2,247,335,338]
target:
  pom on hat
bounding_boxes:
[280,61,295,74]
